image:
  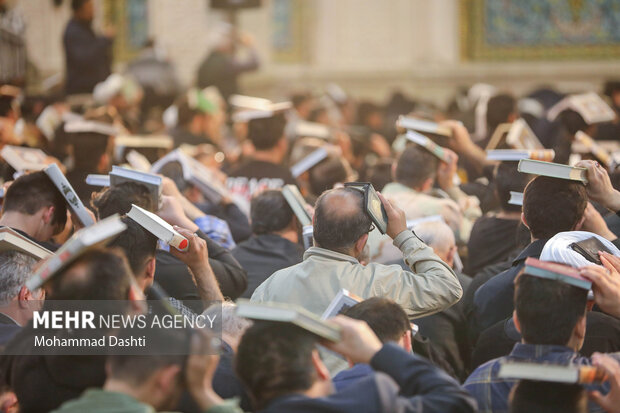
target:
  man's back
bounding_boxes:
[63,18,111,94]
[227,159,295,203]
[251,231,462,319]
[232,234,303,299]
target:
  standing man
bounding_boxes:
[63,0,114,95]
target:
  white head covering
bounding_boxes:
[540,231,620,268]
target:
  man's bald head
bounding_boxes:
[313,188,372,254]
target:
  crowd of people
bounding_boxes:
[1,0,620,412]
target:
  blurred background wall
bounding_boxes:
[13,0,620,106]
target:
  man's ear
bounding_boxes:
[17,286,33,308]
[520,212,529,229]
[391,162,397,182]
[401,330,412,353]
[574,315,587,341]
[420,177,434,192]
[512,310,522,334]
[354,233,369,255]
[41,206,55,225]
[145,257,156,282]
[310,349,330,381]
[155,364,182,393]
[575,215,586,231]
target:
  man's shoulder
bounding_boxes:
[464,357,504,386]
[474,264,519,302]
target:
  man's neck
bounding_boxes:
[0,212,39,240]
[496,210,522,220]
[0,308,24,326]
[104,380,154,408]
[252,150,282,165]
[274,229,298,244]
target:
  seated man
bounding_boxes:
[0,248,138,413]
[251,187,462,319]
[51,324,240,413]
[0,251,44,346]
[464,270,618,413]
[235,315,476,412]
[92,182,247,303]
[466,162,531,276]
[232,190,303,299]
[332,297,412,391]
[0,171,67,250]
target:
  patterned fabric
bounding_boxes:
[464,343,616,413]
[194,215,235,250]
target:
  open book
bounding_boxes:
[236,299,341,342]
[547,92,616,124]
[498,361,607,384]
[290,147,329,178]
[0,227,52,260]
[518,159,587,184]
[487,119,544,151]
[110,165,162,209]
[25,214,126,290]
[126,150,152,172]
[321,289,362,319]
[523,257,592,290]
[126,204,189,251]
[294,121,331,140]
[44,163,95,227]
[0,145,49,172]
[85,174,110,187]
[114,135,173,150]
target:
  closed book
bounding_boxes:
[498,361,607,384]
[508,191,523,206]
[290,147,329,178]
[126,204,189,251]
[282,185,312,227]
[126,150,152,172]
[85,174,110,187]
[518,159,587,184]
[486,149,555,162]
[232,101,292,123]
[406,215,443,230]
[1,145,49,172]
[573,131,612,167]
[25,214,126,290]
[109,165,162,209]
[321,289,362,320]
[405,130,450,162]
[236,299,341,342]
[44,163,95,227]
[523,257,592,290]
[0,227,52,260]
[114,135,173,149]
[396,115,452,137]
[294,121,331,140]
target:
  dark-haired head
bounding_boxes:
[514,273,587,349]
[1,171,68,240]
[343,297,410,344]
[250,190,295,236]
[395,145,438,190]
[91,182,155,219]
[236,322,330,410]
[522,176,587,240]
[495,162,532,213]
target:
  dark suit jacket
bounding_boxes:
[63,18,112,94]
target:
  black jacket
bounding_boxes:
[232,234,303,299]
[261,344,476,413]
[63,18,112,95]
[153,230,247,310]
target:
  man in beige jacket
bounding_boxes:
[251,187,462,319]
